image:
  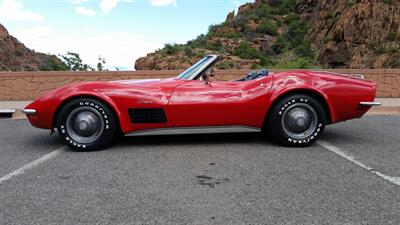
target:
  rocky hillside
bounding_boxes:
[0,24,66,71]
[135,0,400,70]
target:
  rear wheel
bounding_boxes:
[56,98,118,151]
[266,94,327,147]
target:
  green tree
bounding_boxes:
[39,56,68,71]
[97,56,107,71]
[60,52,93,71]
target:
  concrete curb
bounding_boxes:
[367,106,400,115]
[11,109,27,120]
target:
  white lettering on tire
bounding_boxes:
[61,100,112,149]
[283,96,322,144]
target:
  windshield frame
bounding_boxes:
[177,55,219,80]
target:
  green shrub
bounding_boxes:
[267,0,281,6]
[321,36,330,44]
[251,63,259,69]
[387,32,398,41]
[187,35,207,48]
[196,50,205,57]
[383,0,394,5]
[346,0,355,6]
[184,47,195,57]
[271,36,287,54]
[164,43,180,54]
[248,13,260,21]
[221,31,242,39]
[273,57,316,69]
[285,19,308,47]
[15,47,24,57]
[216,61,235,69]
[375,46,387,54]
[208,24,223,34]
[233,42,259,59]
[294,41,314,58]
[259,55,273,66]
[206,40,224,51]
[283,13,300,24]
[388,58,400,67]
[325,11,334,19]
[276,0,296,14]
[256,21,278,36]
[39,57,68,71]
[384,16,391,23]
[375,45,399,54]
[233,14,249,32]
[255,5,274,19]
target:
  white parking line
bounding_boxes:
[318,141,400,187]
[0,147,65,185]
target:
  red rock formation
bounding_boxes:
[135,0,400,70]
[0,23,65,71]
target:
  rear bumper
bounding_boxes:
[359,102,382,107]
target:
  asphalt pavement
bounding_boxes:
[0,115,399,225]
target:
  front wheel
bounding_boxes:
[56,98,118,151]
[266,94,327,147]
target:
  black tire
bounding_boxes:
[56,97,118,151]
[266,94,327,147]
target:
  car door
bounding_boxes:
[168,76,273,128]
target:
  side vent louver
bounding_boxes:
[128,108,167,123]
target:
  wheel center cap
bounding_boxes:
[296,117,306,127]
[285,108,312,133]
[79,121,89,131]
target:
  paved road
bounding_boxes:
[0,116,399,225]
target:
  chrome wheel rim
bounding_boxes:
[66,107,104,144]
[281,103,318,139]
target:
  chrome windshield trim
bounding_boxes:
[359,102,382,107]
[125,125,261,137]
[187,55,219,80]
[22,109,37,115]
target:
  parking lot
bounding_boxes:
[0,115,399,224]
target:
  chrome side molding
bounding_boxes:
[22,109,37,115]
[359,102,382,107]
[125,125,261,137]
[316,71,364,80]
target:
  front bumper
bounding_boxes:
[359,102,382,107]
[22,109,37,115]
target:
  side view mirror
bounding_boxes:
[203,68,215,85]
[203,74,210,85]
[208,68,216,77]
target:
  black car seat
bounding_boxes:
[237,69,269,81]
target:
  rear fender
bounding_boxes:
[267,73,337,124]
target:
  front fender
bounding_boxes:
[25,84,124,131]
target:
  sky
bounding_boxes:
[0,0,253,70]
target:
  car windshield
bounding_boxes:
[177,56,213,80]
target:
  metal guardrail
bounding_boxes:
[0,109,16,118]
[0,109,16,114]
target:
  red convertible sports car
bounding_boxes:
[23,55,380,151]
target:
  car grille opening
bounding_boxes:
[128,108,167,123]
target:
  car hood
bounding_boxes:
[58,77,179,91]
[111,78,165,85]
